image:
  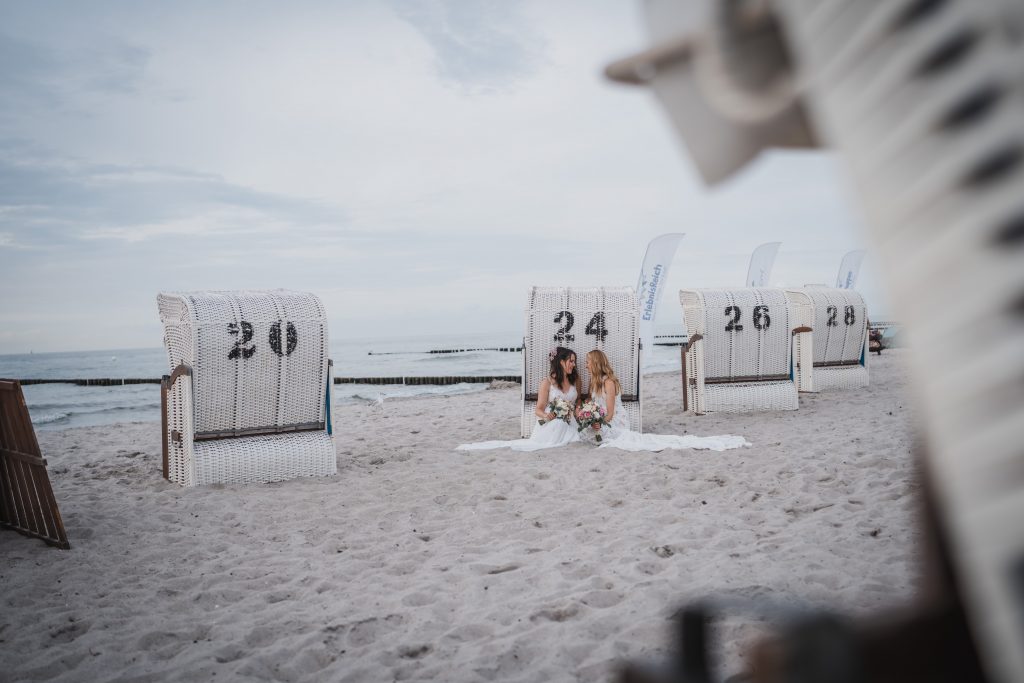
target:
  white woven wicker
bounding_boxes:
[680,287,811,414]
[608,1,1024,678]
[778,4,1024,679]
[786,288,869,392]
[157,290,336,486]
[522,287,642,437]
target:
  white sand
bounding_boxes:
[1,350,921,682]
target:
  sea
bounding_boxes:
[0,332,683,431]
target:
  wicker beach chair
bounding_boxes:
[522,287,642,437]
[786,287,869,392]
[680,287,812,414]
[157,290,336,487]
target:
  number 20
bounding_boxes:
[227,320,298,359]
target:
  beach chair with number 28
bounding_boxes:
[157,290,336,487]
[786,286,870,392]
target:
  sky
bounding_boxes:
[0,0,887,354]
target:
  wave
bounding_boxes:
[33,411,71,425]
[336,382,490,404]
[27,400,161,412]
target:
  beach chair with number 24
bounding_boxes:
[522,286,642,437]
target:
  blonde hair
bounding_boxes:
[586,349,621,398]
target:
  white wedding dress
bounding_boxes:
[456,384,581,452]
[592,390,751,452]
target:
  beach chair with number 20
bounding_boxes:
[157,290,336,487]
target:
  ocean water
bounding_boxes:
[0,332,682,430]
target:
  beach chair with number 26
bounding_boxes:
[680,287,813,414]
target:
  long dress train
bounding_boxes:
[592,391,750,452]
[456,384,580,452]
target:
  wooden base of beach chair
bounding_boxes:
[0,379,70,549]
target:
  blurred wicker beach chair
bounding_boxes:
[522,287,642,437]
[786,287,870,392]
[0,379,69,548]
[608,0,1024,678]
[157,290,336,487]
[679,287,812,414]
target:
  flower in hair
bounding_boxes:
[548,348,557,361]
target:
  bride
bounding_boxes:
[583,349,750,452]
[456,346,582,452]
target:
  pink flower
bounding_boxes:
[583,411,591,418]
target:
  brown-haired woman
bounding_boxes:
[456,346,582,452]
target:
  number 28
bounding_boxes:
[826,305,857,326]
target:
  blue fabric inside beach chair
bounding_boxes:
[157,289,336,486]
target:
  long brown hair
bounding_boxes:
[549,346,579,389]
[586,349,621,397]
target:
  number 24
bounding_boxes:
[553,311,608,343]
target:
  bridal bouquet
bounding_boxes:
[575,400,608,442]
[539,397,573,426]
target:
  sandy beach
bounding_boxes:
[1,350,921,682]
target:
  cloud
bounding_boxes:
[390,0,546,91]
[0,2,890,354]
[0,31,151,115]
[0,142,347,249]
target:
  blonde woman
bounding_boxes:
[584,349,629,438]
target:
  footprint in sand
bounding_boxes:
[401,591,435,607]
[49,619,90,644]
[347,615,404,647]
[634,561,665,576]
[244,625,278,648]
[134,630,172,651]
[397,644,432,659]
[580,589,623,609]
[442,622,495,642]
[265,591,292,604]
[530,604,580,622]
[469,563,521,575]
[214,647,247,664]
